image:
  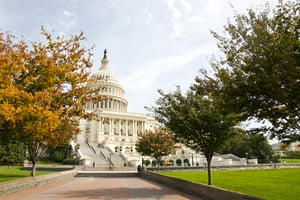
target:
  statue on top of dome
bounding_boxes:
[103,49,107,59]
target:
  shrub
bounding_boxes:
[62,158,77,165]
[151,160,157,166]
[0,141,27,165]
[284,151,300,159]
[176,159,182,166]
[183,158,189,165]
[51,151,65,162]
[144,160,151,166]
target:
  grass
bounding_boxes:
[161,168,300,200]
[0,166,54,182]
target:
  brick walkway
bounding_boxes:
[0,175,202,200]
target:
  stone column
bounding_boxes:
[118,119,121,135]
[142,121,145,133]
[125,120,128,136]
[109,118,112,135]
[132,120,136,136]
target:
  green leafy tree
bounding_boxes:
[135,127,176,172]
[211,1,300,143]
[222,131,274,163]
[0,28,93,176]
[48,143,73,162]
[0,141,27,165]
[153,85,243,185]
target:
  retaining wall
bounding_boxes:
[140,169,263,200]
[22,164,75,171]
[0,169,77,196]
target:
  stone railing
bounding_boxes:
[0,169,77,196]
[139,169,263,200]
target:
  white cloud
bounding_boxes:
[172,22,184,38]
[187,15,205,23]
[122,46,213,92]
[63,10,74,17]
[206,0,223,16]
[164,0,186,39]
[180,0,192,11]
[142,9,153,25]
[58,10,78,29]
[173,8,183,19]
[165,0,175,9]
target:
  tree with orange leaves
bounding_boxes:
[135,127,175,172]
[0,28,93,176]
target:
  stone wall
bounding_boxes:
[0,169,77,196]
[23,164,75,171]
[140,169,263,200]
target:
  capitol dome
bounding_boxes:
[86,49,128,112]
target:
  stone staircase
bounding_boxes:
[77,141,128,170]
[78,142,109,168]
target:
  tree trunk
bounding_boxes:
[157,158,161,172]
[30,160,36,177]
[206,157,213,185]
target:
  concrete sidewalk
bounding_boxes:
[0,172,202,200]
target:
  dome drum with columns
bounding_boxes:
[85,49,128,113]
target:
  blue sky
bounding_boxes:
[0,0,282,114]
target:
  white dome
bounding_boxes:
[89,50,122,87]
[86,49,128,113]
[89,68,122,86]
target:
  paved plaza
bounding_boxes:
[0,172,201,200]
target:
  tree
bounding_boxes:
[153,85,243,185]
[0,141,27,165]
[0,28,93,176]
[48,143,73,163]
[222,131,274,163]
[135,127,176,171]
[211,1,300,143]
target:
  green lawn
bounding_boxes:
[161,168,300,200]
[0,166,54,182]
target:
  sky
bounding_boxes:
[0,0,284,114]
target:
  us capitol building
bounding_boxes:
[74,50,248,168]
[74,50,157,167]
